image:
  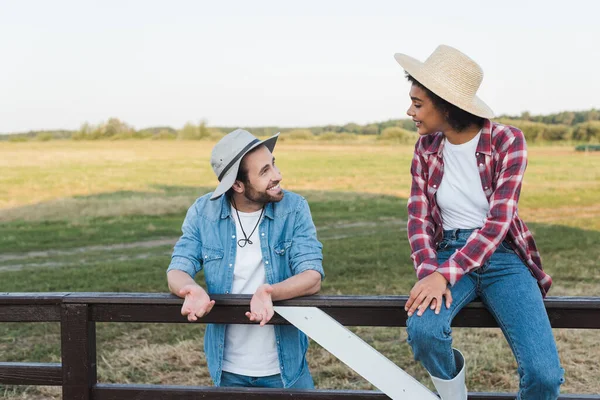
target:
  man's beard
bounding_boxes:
[243,180,284,204]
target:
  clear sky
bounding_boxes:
[1,0,598,133]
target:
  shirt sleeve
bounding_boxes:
[289,198,324,279]
[407,145,439,280]
[437,129,528,286]
[167,202,203,278]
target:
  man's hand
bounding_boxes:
[405,272,452,317]
[246,284,274,327]
[179,284,215,322]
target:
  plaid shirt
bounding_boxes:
[407,119,552,296]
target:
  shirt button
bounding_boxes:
[229,263,232,267]
[433,184,437,188]
[484,186,488,190]
[232,235,235,239]
[261,233,265,236]
[265,261,269,265]
[479,163,484,167]
[204,255,208,259]
[225,291,229,294]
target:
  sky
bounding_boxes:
[1,0,599,133]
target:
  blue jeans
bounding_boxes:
[219,366,314,389]
[407,229,564,400]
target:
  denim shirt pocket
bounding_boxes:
[201,246,225,290]
[274,239,293,256]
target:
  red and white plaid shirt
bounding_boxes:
[407,119,552,296]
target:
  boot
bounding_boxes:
[429,348,467,400]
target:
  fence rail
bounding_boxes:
[1,292,599,399]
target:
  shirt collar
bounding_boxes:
[423,119,492,156]
[219,194,275,220]
[476,119,492,156]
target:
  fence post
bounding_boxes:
[61,303,97,400]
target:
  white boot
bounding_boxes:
[429,348,467,400]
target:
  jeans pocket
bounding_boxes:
[498,240,514,253]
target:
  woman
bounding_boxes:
[394,45,564,400]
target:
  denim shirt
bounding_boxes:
[167,190,324,387]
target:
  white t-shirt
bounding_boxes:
[436,131,490,230]
[221,206,280,377]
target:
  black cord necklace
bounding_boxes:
[231,197,265,248]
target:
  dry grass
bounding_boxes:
[3,326,599,398]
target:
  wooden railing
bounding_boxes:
[1,293,599,399]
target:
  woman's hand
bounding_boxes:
[405,272,452,317]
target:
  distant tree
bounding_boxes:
[520,111,531,121]
[342,123,360,133]
[362,124,379,135]
[177,120,211,140]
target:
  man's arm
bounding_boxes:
[271,269,321,300]
[167,202,214,322]
[246,270,321,326]
[247,198,324,326]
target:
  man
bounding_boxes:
[167,129,324,389]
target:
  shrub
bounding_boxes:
[318,132,358,141]
[151,130,177,140]
[281,129,314,141]
[378,127,418,144]
[177,120,211,140]
[8,136,28,143]
[72,119,135,140]
[572,121,600,143]
[35,132,53,142]
[539,124,571,141]
[496,119,570,142]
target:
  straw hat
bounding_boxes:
[394,45,494,118]
[210,129,279,200]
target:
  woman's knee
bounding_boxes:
[406,312,451,350]
[520,363,564,396]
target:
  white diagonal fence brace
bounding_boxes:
[274,306,438,400]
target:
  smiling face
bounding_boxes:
[406,84,450,136]
[233,145,283,207]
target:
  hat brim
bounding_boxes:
[210,132,280,200]
[394,53,495,119]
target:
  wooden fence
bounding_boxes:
[1,293,599,399]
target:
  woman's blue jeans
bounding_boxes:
[407,229,564,399]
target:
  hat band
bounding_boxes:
[217,138,260,182]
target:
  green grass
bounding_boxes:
[1,141,600,397]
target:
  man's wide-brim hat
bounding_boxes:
[210,129,279,200]
[394,44,494,118]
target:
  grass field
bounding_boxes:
[1,140,599,398]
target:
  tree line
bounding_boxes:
[2,109,599,143]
